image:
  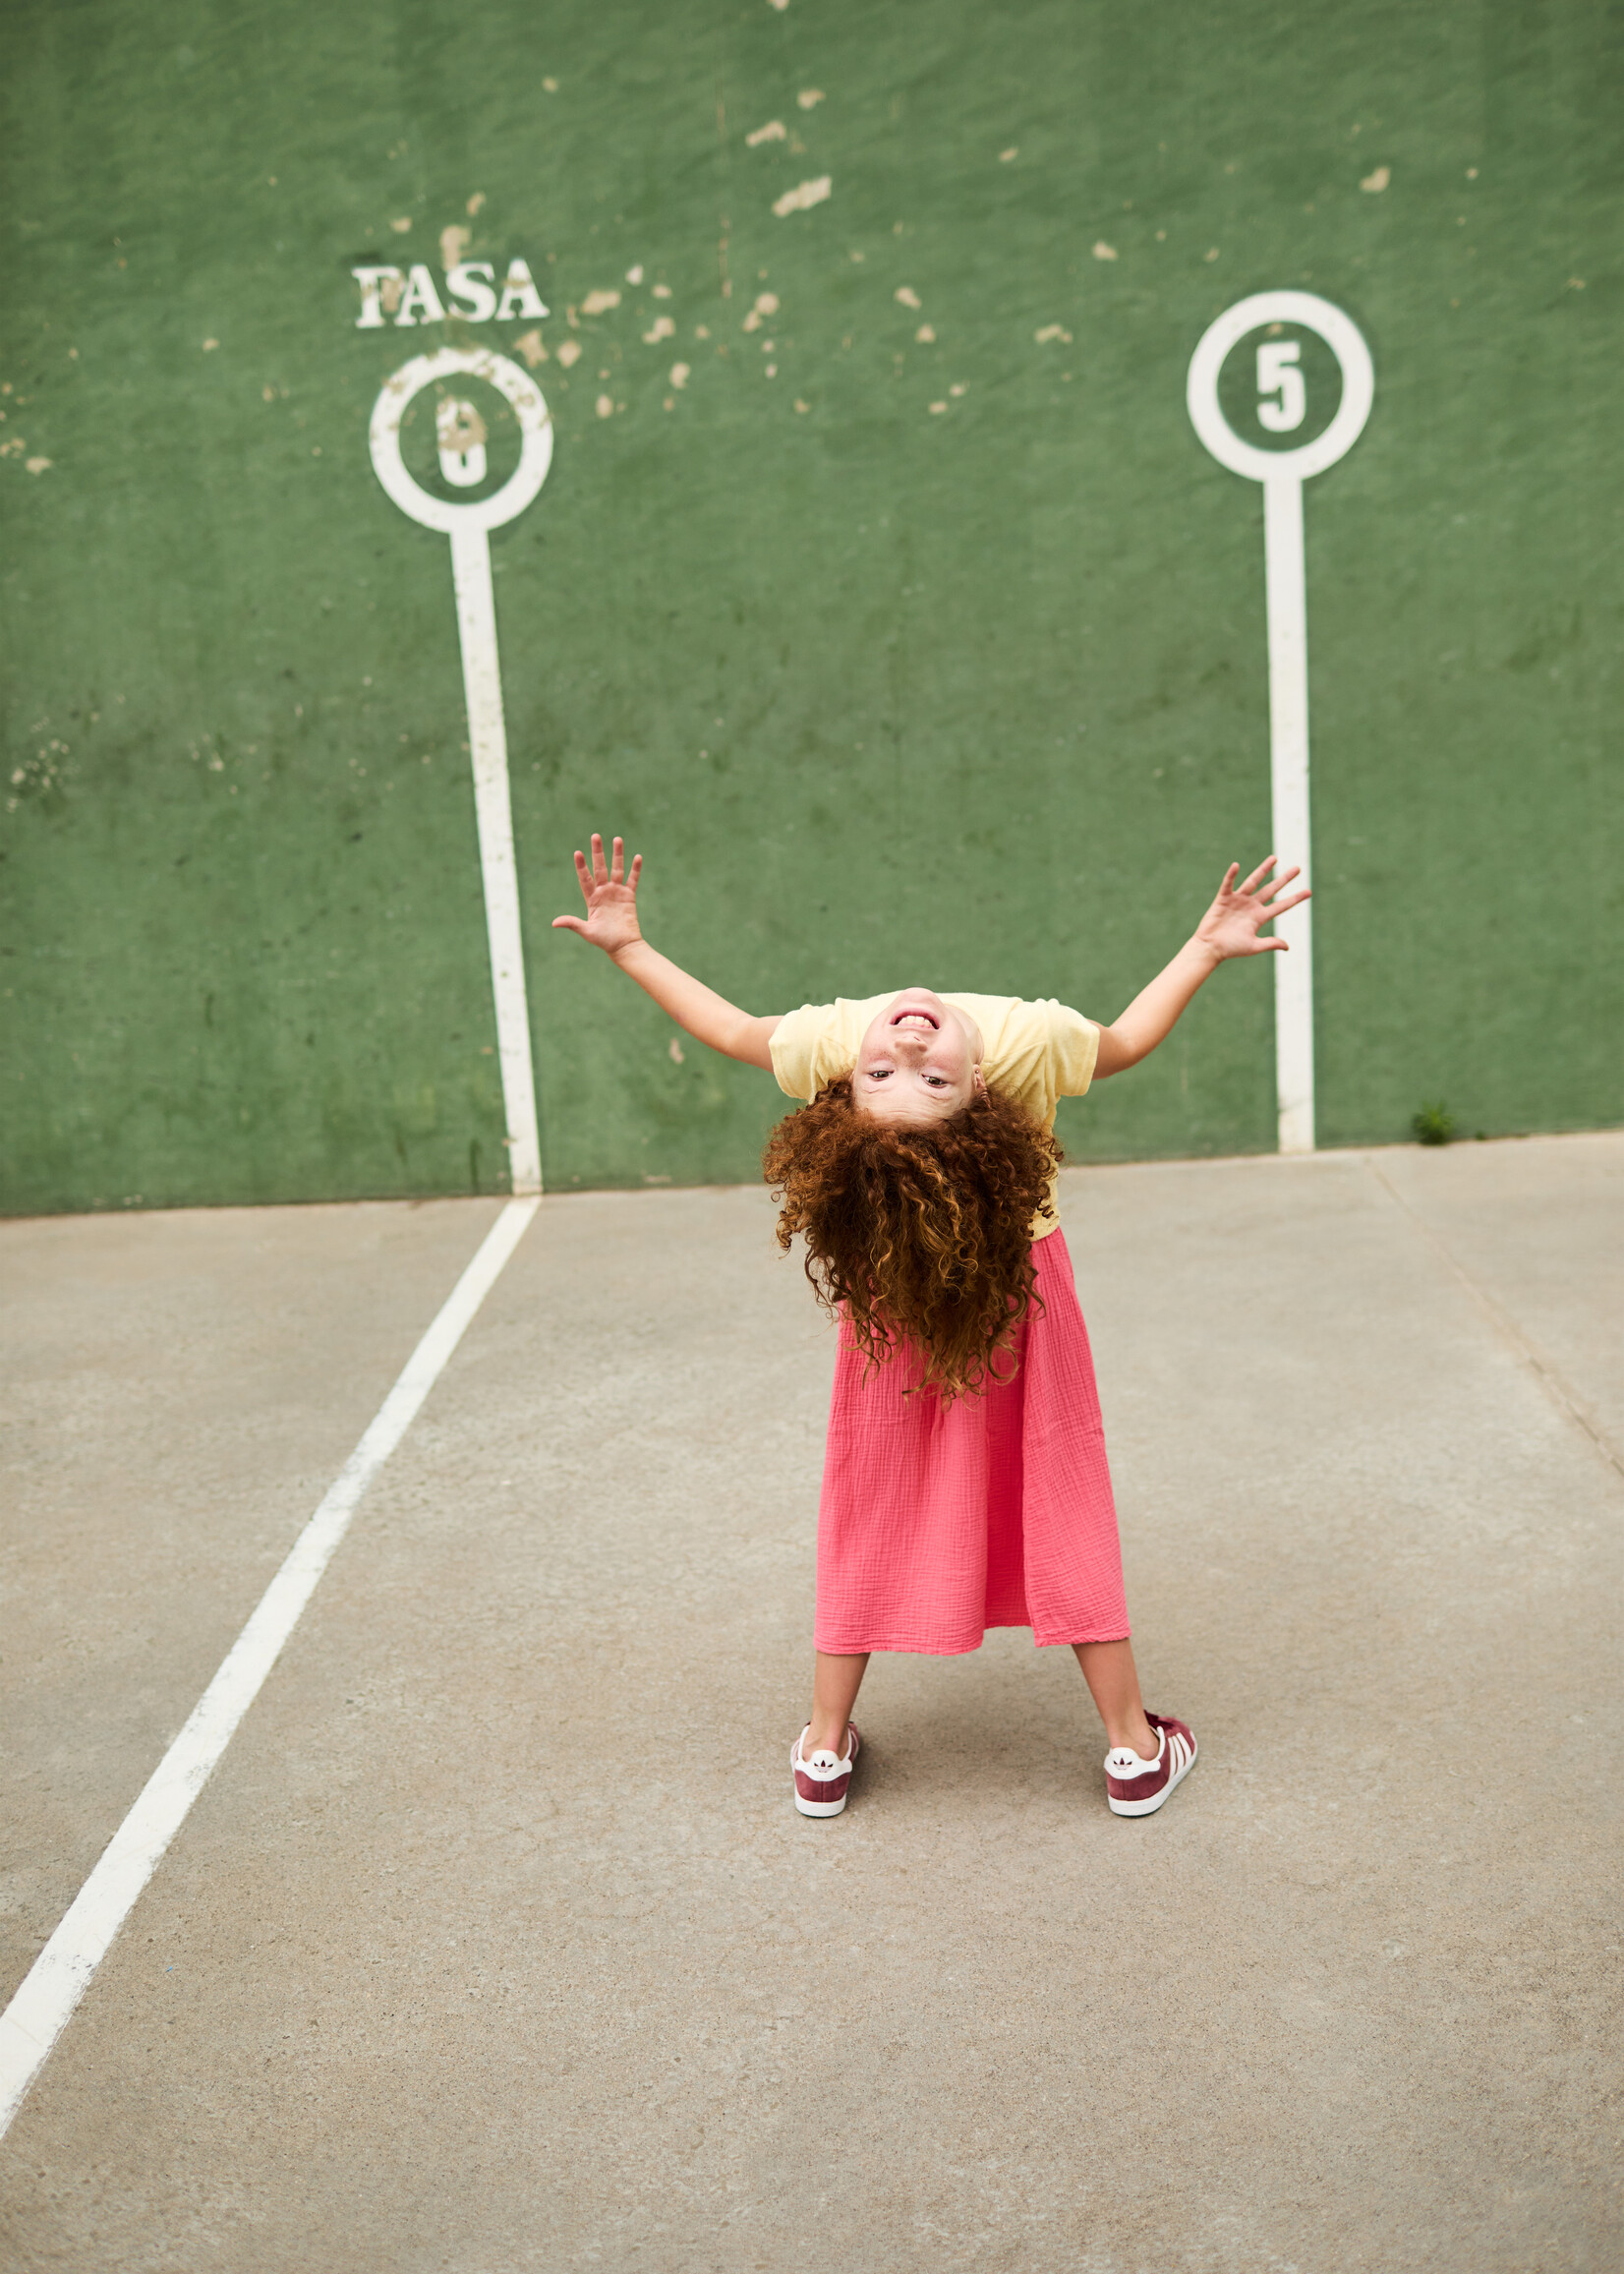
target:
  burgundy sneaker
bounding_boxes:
[792,1722,861,1818]
[1105,1712,1197,1817]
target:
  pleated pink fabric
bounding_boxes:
[813,1228,1130,1656]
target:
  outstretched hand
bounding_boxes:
[552,833,644,957]
[1194,856,1310,959]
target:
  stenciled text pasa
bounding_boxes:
[351,259,548,327]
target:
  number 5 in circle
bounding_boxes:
[1256,340,1305,434]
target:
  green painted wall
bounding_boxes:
[3,0,1619,1215]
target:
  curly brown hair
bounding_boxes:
[762,1078,1061,1401]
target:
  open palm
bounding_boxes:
[552,833,644,956]
[1194,856,1310,958]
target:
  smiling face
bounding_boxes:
[851,990,985,1125]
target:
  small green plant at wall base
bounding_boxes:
[1412,1101,1456,1146]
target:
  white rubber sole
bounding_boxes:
[1107,1732,1197,1817]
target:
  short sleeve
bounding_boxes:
[1048,1002,1100,1097]
[770,1002,845,1100]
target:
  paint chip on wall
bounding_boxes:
[514,329,548,367]
[203,337,219,350]
[669,362,690,388]
[915,323,936,342]
[596,394,614,418]
[1092,240,1118,261]
[581,288,621,315]
[1033,323,1072,343]
[797,88,824,109]
[626,264,644,284]
[773,176,832,217]
[437,399,487,454]
[389,216,412,233]
[440,224,471,269]
[1361,165,1391,192]
[895,286,921,309]
[555,338,582,368]
[747,120,787,146]
[643,315,675,343]
[466,192,486,216]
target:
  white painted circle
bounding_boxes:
[369,347,553,532]
[1187,291,1373,484]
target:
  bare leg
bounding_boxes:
[1073,1639,1159,1759]
[805,1651,869,1757]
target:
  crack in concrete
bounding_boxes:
[1362,1153,1624,1485]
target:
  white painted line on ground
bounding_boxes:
[0,1195,540,2140]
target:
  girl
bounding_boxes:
[554,834,1306,1821]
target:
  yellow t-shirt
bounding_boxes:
[769,992,1099,1239]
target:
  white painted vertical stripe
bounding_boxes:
[0,1195,539,2140]
[450,527,544,1195]
[1189,294,1371,1160]
[1263,474,1315,1156]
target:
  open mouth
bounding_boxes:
[890,1007,940,1031]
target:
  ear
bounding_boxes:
[971,1067,988,1095]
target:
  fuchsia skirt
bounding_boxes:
[814,1228,1130,1656]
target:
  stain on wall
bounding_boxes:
[2,0,1619,1213]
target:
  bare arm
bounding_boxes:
[551,834,782,1071]
[1093,856,1309,1078]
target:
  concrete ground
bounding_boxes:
[1,1135,1619,2273]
